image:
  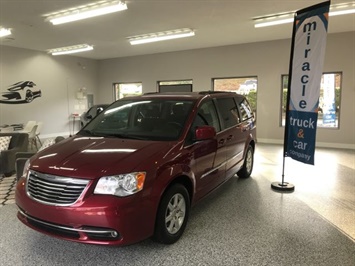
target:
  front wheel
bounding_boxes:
[153,184,190,244]
[237,145,254,178]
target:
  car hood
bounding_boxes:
[30,135,175,179]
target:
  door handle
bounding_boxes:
[218,139,225,145]
[227,135,233,141]
[238,126,247,132]
[237,125,248,132]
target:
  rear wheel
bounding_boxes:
[153,184,190,244]
[25,90,33,102]
[237,145,254,178]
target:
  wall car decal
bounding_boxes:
[0,81,42,104]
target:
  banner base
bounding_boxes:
[271,182,295,192]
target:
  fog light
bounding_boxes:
[111,231,118,238]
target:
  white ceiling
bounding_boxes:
[0,0,354,60]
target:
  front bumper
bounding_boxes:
[17,208,120,241]
[15,177,155,246]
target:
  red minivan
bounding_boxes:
[15,91,256,246]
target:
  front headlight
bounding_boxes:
[94,172,146,197]
[22,159,31,179]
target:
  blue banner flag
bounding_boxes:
[284,1,330,165]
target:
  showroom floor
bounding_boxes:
[0,175,16,206]
[0,143,354,266]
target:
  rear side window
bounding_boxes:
[236,97,253,122]
[215,98,240,129]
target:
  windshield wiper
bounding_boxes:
[79,130,149,140]
[102,133,149,140]
[79,129,102,137]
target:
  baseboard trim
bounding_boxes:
[257,138,355,150]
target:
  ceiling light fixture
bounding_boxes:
[45,1,127,25]
[0,28,12,38]
[47,44,94,56]
[254,14,294,28]
[128,28,195,45]
[329,6,355,16]
[254,2,355,28]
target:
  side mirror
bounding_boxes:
[195,126,216,140]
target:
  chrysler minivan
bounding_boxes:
[15,91,256,246]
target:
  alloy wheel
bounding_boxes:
[165,193,186,234]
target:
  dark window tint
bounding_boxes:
[215,98,239,129]
[81,99,194,141]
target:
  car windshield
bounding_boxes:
[78,99,195,141]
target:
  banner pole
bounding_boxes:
[272,149,295,191]
[271,10,297,192]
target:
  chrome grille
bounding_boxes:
[26,170,89,206]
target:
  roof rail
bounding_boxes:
[198,91,236,95]
[143,92,159,95]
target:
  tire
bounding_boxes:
[153,184,190,244]
[237,145,254,178]
[25,90,33,102]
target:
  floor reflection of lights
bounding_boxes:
[255,143,355,241]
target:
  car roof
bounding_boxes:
[122,91,244,101]
[92,104,110,107]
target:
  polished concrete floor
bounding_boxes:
[254,144,355,241]
[0,143,354,265]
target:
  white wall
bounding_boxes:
[1,32,354,148]
[98,31,355,149]
[0,46,99,137]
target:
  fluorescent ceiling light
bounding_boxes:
[47,44,94,56]
[45,1,127,25]
[254,2,355,28]
[128,28,195,45]
[255,17,294,28]
[329,8,355,16]
[0,28,11,38]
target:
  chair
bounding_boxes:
[35,122,43,146]
[28,124,38,151]
[0,127,14,133]
[16,136,65,181]
[0,132,29,177]
[21,121,37,133]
